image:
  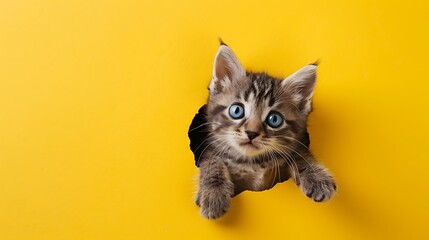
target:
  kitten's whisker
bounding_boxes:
[188,121,216,133]
[271,158,278,188]
[273,154,281,187]
[282,136,311,151]
[266,135,315,172]
[277,157,281,183]
[267,146,281,188]
[207,138,228,161]
[196,137,222,168]
[263,141,292,180]
[193,138,210,153]
[267,143,300,182]
[274,141,316,172]
[262,144,277,188]
[273,144,305,173]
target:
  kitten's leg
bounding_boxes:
[292,151,336,202]
[196,157,234,219]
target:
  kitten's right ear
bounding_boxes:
[281,64,317,115]
[209,44,245,95]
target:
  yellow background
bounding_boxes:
[1,0,428,239]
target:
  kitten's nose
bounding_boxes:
[245,131,260,141]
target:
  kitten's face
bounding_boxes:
[207,44,316,159]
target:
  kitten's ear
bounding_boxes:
[281,64,317,115]
[209,44,246,95]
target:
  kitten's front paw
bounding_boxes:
[198,190,231,219]
[300,174,336,202]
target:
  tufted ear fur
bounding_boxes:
[281,64,317,115]
[209,44,246,95]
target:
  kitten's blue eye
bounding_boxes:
[266,112,283,128]
[229,103,245,119]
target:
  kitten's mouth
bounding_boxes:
[239,141,259,149]
[234,139,264,157]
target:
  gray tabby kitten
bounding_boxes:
[195,43,336,219]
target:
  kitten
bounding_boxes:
[193,42,336,219]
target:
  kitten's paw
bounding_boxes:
[300,174,336,202]
[199,191,231,219]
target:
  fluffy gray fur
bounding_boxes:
[195,43,336,219]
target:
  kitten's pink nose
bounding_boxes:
[245,131,260,141]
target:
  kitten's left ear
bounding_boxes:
[281,64,317,115]
[209,44,246,95]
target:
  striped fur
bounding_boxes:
[195,43,336,219]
